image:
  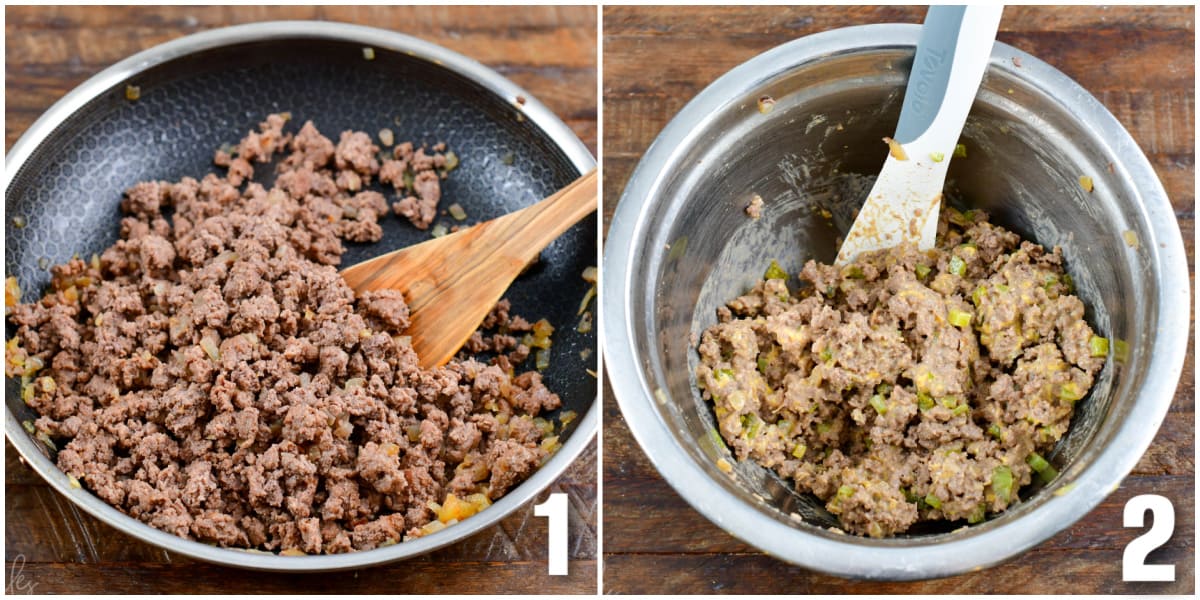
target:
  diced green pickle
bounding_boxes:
[948,256,966,276]
[918,392,934,411]
[948,308,973,328]
[869,394,888,416]
[763,260,788,281]
[992,465,1014,502]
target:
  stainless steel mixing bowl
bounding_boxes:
[5,21,597,572]
[603,24,1188,580]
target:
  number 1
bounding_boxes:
[534,493,568,575]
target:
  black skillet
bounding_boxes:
[4,21,597,571]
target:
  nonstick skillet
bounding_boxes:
[4,21,598,571]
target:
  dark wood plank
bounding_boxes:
[601,5,1194,594]
[5,559,598,595]
[5,5,597,594]
[602,550,1192,596]
[601,5,1193,37]
[4,4,598,155]
[5,438,597,593]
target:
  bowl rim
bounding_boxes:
[602,22,1189,581]
[4,19,598,572]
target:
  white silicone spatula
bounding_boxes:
[835,5,1003,265]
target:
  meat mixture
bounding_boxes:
[695,208,1107,537]
[745,194,764,219]
[5,114,565,554]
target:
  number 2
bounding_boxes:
[534,493,568,575]
[1122,494,1175,582]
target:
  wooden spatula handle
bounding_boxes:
[483,169,598,266]
[339,169,597,368]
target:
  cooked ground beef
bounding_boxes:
[383,141,450,230]
[5,114,563,553]
[695,208,1106,537]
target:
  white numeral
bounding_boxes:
[534,493,568,575]
[1122,494,1175,582]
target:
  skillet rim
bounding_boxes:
[4,19,599,573]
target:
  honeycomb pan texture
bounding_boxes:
[6,38,598,445]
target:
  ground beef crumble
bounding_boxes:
[5,114,562,554]
[696,208,1106,537]
[382,141,450,230]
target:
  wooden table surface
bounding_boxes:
[602,5,1194,594]
[4,5,597,594]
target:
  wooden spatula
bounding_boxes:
[341,169,597,369]
[835,6,1002,265]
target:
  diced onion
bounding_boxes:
[36,430,56,451]
[37,376,56,395]
[1122,230,1139,248]
[420,520,447,536]
[436,492,492,524]
[532,319,554,339]
[559,410,577,426]
[577,284,596,316]
[5,277,20,307]
[200,337,221,361]
[213,251,239,264]
[576,311,593,334]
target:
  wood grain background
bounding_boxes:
[601,5,1195,594]
[4,5,597,594]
